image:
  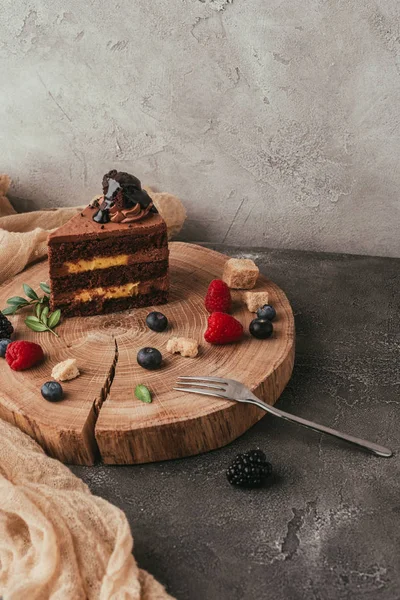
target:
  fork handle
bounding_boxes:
[246,397,393,458]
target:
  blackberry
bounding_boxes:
[0,312,13,339]
[226,449,272,488]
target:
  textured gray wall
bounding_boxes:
[1,0,399,257]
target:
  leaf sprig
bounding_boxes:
[2,282,62,337]
[26,307,61,337]
[3,282,51,315]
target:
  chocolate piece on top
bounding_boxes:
[93,178,121,224]
[94,170,158,225]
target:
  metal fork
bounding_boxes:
[174,376,393,458]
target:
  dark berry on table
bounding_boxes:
[249,318,273,339]
[0,312,14,339]
[256,304,276,321]
[41,381,64,402]
[137,347,162,370]
[0,338,12,358]
[226,449,272,488]
[146,311,168,332]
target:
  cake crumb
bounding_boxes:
[166,337,199,358]
[51,358,80,381]
[222,258,259,289]
[242,291,269,312]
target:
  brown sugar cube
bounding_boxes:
[166,337,199,358]
[222,258,259,289]
[242,291,269,313]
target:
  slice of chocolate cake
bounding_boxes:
[48,171,169,317]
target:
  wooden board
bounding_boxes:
[0,243,295,465]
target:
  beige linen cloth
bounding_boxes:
[0,174,177,600]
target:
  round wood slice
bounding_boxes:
[0,243,294,465]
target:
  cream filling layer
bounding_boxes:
[74,282,140,302]
[66,255,129,273]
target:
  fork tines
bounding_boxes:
[178,376,227,384]
[173,376,228,396]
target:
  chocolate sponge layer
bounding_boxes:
[54,291,169,318]
[50,260,169,296]
[49,231,168,267]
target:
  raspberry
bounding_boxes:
[5,341,44,371]
[204,312,243,344]
[205,279,232,313]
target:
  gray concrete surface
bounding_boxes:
[71,246,400,600]
[1,1,400,257]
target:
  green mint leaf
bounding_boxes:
[41,306,49,325]
[40,282,51,294]
[26,316,41,323]
[47,309,61,329]
[35,303,42,319]
[25,317,48,332]
[2,306,17,315]
[7,296,29,306]
[135,384,152,404]
[23,284,39,301]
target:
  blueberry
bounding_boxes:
[137,347,162,370]
[146,311,168,332]
[249,318,273,339]
[256,304,276,321]
[41,381,64,402]
[0,338,12,358]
